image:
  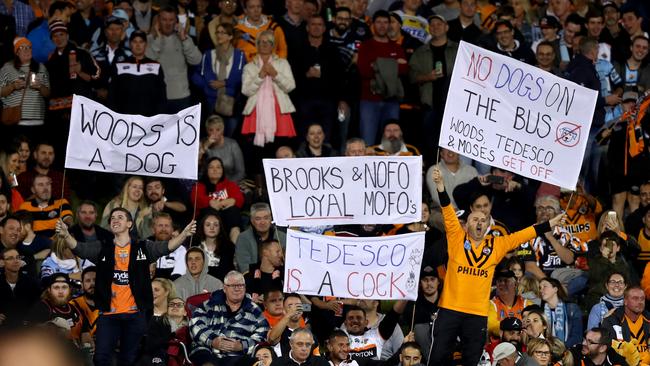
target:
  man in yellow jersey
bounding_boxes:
[56,208,196,366]
[430,167,564,366]
[602,286,650,363]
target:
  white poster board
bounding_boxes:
[263,156,422,226]
[439,41,598,189]
[283,229,425,300]
[65,95,200,179]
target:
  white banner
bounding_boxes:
[440,41,598,189]
[263,156,422,226]
[284,229,425,300]
[65,95,200,179]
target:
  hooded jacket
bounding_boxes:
[174,248,223,301]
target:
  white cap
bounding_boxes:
[492,342,517,366]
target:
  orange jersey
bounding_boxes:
[235,16,287,62]
[439,204,539,316]
[107,243,138,314]
[638,229,650,262]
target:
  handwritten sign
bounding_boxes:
[263,156,422,226]
[440,41,598,189]
[284,229,425,300]
[65,95,200,179]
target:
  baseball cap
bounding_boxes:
[500,317,523,331]
[111,8,129,21]
[130,30,147,42]
[44,272,71,288]
[428,14,447,23]
[492,342,517,366]
[540,15,561,29]
[105,16,124,27]
[602,1,619,11]
[420,265,437,278]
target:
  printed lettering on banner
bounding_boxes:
[439,41,598,189]
[263,156,422,226]
[65,95,200,179]
[283,229,425,300]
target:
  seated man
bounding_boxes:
[235,203,286,273]
[0,247,41,327]
[145,178,188,226]
[426,148,478,209]
[174,247,223,301]
[189,271,269,366]
[70,267,99,345]
[150,213,187,280]
[370,122,420,156]
[17,175,73,238]
[487,270,532,337]
[244,239,284,302]
[69,201,113,243]
[26,273,84,343]
[269,292,309,355]
[270,328,328,366]
[357,299,404,360]
[341,301,407,361]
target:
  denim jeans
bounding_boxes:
[94,311,147,366]
[359,100,400,145]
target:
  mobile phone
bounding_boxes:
[30,73,36,83]
[486,175,505,185]
[607,211,617,222]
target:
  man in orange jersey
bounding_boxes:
[56,208,196,366]
[430,167,564,366]
[602,286,650,363]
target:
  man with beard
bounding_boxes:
[570,328,628,366]
[17,175,73,238]
[26,273,83,342]
[487,271,532,337]
[145,178,187,226]
[17,142,70,199]
[70,267,99,347]
[370,122,420,156]
[0,247,40,327]
[150,212,187,280]
[341,300,407,360]
[69,201,113,244]
[244,239,284,302]
[173,247,223,301]
[326,329,361,366]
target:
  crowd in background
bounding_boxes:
[2,0,650,365]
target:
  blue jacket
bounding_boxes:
[191,48,245,107]
[27,20,54,64]
[189,289,269,358]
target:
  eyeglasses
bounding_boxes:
[17,46,32,51]
[583,338,603,346]
[608,279,625,286]
[225,283,245,289]
[169,302,185,308]
[535,206,557,212]
[533,351,551,357]
[3,255,24,261]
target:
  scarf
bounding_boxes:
[214,45,233,102]
[50,253,80,271]
[253,56,277,147]
[599,293,624,320]
[545,301,568,342]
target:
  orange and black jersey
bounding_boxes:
[637,229,650,262]
[438,190,550,317]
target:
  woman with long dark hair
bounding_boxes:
[192,211,235,281]
[539,277,582,347]
[191,157,244,243]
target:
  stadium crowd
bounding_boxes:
[1,0,650,365]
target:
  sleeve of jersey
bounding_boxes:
[495,222,551,257]
[439,190,464,245]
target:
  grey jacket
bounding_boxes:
[371,58,404,100]
[409,40,458,107]
[174,248,223,301]
[235,227,286,273]
[145,33,202,100]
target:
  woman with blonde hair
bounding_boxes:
[41,236,84,282]
[519,276,541,305]
[241,30,296,148]
[527,338,553,366]
[0,148,23,211]
[152,278,177,317]
[101,176,151,238]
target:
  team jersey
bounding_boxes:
[70,295,99,335]
[107,243,138,314]
[17,198,73,238]
[637,229,650,263]
[393,10,430,44]
[439,202,540,316]
[488,218,510,237]
[235,15,287,61]
[347,327,384,360]
[487,296,532,336]
[517,228,584,274]
[626,315,650,357]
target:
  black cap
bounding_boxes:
[44,272,71,287]
[420,265,437,278]
[494,270,516,280]
[105,16,124,27]
[500,317,523,331]
[130,30,147,42]
[602,1,619,11]
[540,15,561,29]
